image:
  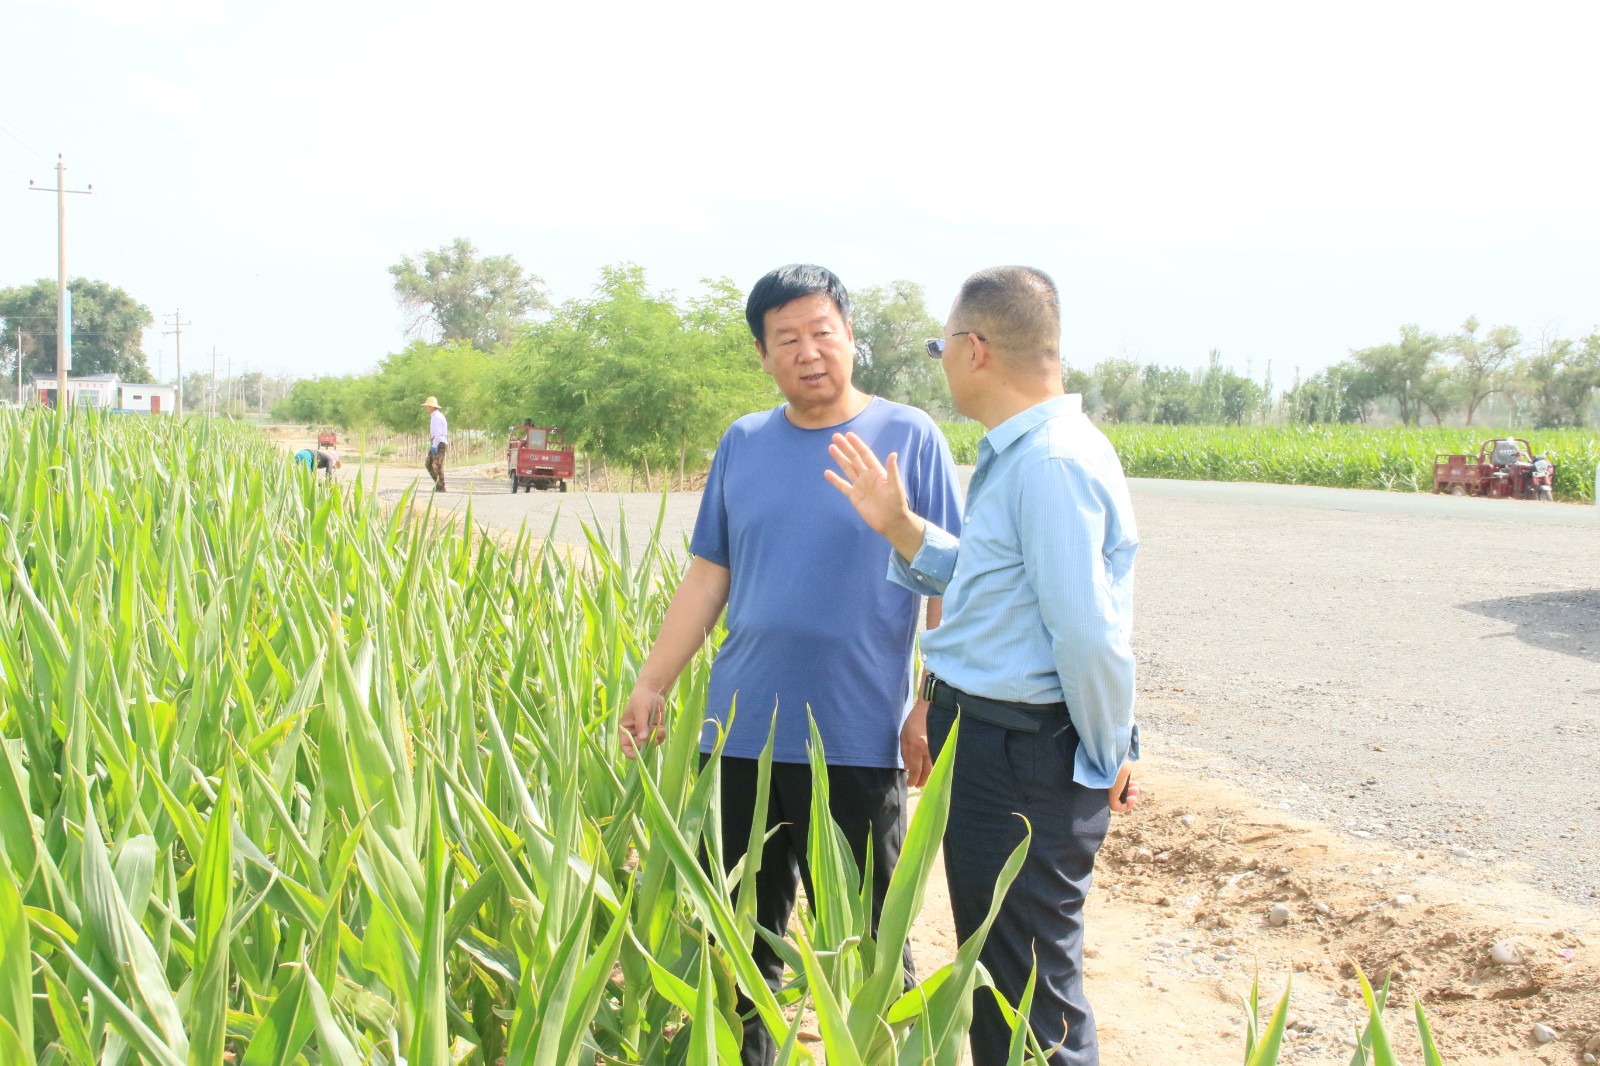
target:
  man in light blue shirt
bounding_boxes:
[826,265,1139,1066]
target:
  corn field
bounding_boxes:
[940,422,1599,503]
[0,408,1043,1065]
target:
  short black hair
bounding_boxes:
[744,264,850,345]
[952,266,1060,365]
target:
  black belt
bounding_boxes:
[923,676,1069,735]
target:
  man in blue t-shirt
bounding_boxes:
[619,264,962,1066]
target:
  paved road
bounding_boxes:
[372,463,1600,904]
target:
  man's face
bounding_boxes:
[758,293,855,411]
[938,311,977,417]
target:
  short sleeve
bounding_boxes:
[689,433,732,567]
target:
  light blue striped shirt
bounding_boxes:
[889,394,1139,789]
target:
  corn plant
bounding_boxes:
[0,408,1027,1064]
[940,422,1599,502]
[1240,966,1445,1066]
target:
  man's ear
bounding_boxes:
[969,332,994,370]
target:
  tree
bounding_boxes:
[0,278,153,381]
[1093,359,1143,423]
[1283,361,1380,424]
[369,340,496,432]
[1445,317,1520,426]
[388,238,549,351]
[1062,366,1096,415]
[1519,330,1600,428]
[1351,325,1443,426]
[1139,364,1197,424]
[849,281,951,416]
[510,265,775,480]
[274,375,384,431]
[1193,350,1265,425]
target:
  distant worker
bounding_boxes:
[514,417,535,440]
[423,396,448,492]
[317,446,342,480]
[291,446,341,481]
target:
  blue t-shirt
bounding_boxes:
[690,398,963,767]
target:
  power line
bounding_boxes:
[83,196,158,311]
[0,123,49,164]
[0,114,54,159]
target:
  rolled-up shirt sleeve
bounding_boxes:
[1017,456,1139,790]
[887,521,959,596]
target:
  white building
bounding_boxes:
[34,373,120,409]
[116,383,177,414]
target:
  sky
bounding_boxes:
[2,0,1597,388]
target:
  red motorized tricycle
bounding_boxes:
[1432,438,1556,501]
[507,425,574,493]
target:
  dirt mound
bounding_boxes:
[1091,763,1600,1063]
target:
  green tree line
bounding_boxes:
[275,246,962,476]
[1284,319,1600,429]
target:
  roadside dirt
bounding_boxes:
[913,757,1600,1065]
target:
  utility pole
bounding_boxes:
[29,155,92,407]
[225,351,232,417]
[210,346,219,417]
[15,331,26,405]
[164,311,190,416]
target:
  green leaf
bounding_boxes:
[407,778,450,1066]
[849,711,959,1049]
[303,964,363,1066]
[187,767,234,1066]
[1244,974,1291,1066]
[794,924,863,1066]
[1353,966,1399,1066]
[80,795,190,1060]
[38,957,94,1066]
[1414,997,1445,1066]
[0,851,35,1062]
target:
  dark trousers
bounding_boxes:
[425,442,447,490]
[928,704,1111,1066]
[708,755,912,1066]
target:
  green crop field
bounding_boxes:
[0,409,1031,1065]
[940,422,1599,503]
[0,410,1460,1065]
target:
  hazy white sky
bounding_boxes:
[3,0,1596,385]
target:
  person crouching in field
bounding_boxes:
[293,447,341,481]
[619,264,963,1066]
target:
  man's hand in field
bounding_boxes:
[900,699,934,788]
[620,685,667,760]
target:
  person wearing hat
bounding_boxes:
[423,396,449,492]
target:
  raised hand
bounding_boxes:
[825,432,925,559]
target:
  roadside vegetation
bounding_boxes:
[942,423,1599,503]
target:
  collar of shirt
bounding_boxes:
[968,394,1083,506]
[982,393,1082,457]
